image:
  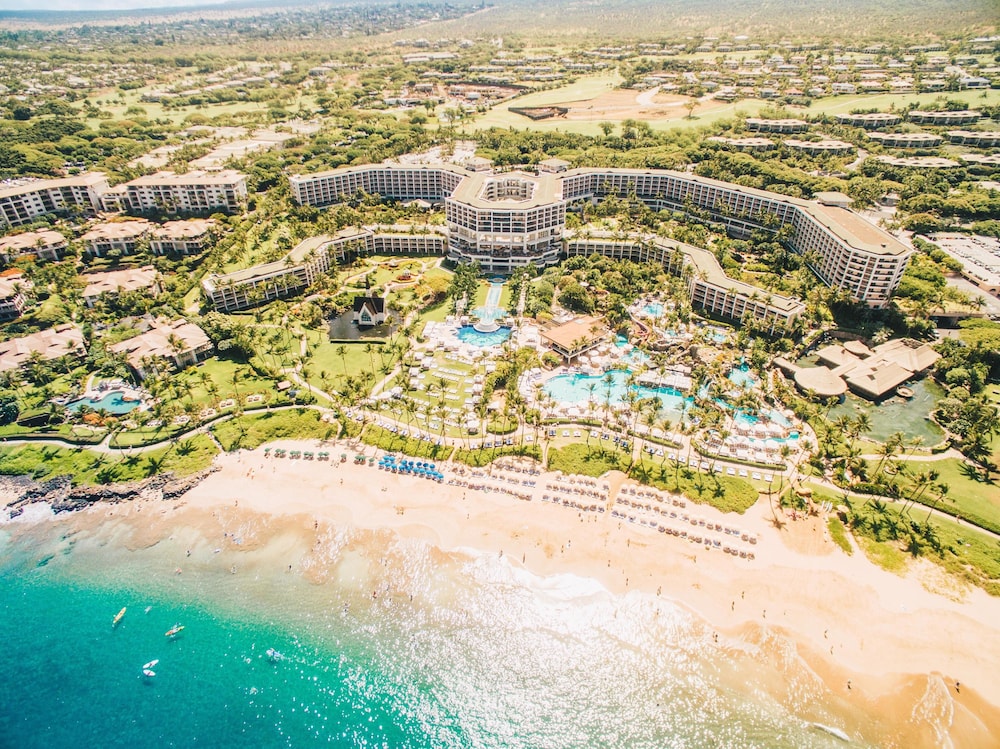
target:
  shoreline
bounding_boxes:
[4,439,1000,747]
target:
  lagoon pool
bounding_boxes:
[456,325,511,348]
[728,367,757,389]
[641,302,665,317]
[66,390,141,415]
[544,369,690,415]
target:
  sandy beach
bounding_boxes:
[10,439,1000,747]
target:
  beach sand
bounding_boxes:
[10,439,1000,747]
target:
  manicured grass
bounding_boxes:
[110,423,187,448]
[453,444,542,467]
[303,334,401,396]
[361,424,453,461]
[631,459,760,514]
[173,357,282,409]
[857,535,908,575]
[0,434,217,486]
[869,457,1000,536]
[547,442,631,478]
[845,494,1000,595]
[827,516,853,556]
[212,409,337,452]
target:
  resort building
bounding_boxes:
[353,296,386,327]
[834,113,901,129]
[784,139,855,155]
[108,318,213,381]
[780,338,940,400]
[0,173,109,228]
[103,170,247,216]
[706,136,777,152]
[875,156,960,169]
[0,229,67,263]
[0,271,30,321]
[80,220,153,257]
[867,132,943,148]
[745,118,809,133]
[563,231,806,333]
[540,315,610,362]
[946,130,1000,148]
[0,323,86,373]
[927,234,1000,295]
[289,163,912,311]
[149,219,215,256]
[82,265,160,308]
[907,110,981,126]
[201,229,377,312]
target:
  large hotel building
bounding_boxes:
[283,163,911,326]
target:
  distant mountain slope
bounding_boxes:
[399,0,997,41]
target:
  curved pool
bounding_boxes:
[544,369,690,416]
[66,390,141,415]
[456,325,511,348]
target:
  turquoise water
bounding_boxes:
[544,370,689,418]
[642,302,665,317]
[66,390,141,415]
[455,325,511,347]
[0,514,876,749]
[471,282,505,323]
[728,367,757,389]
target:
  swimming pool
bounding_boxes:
[544,369,690,414]
[65,390,141,415]
[728,367,757,389]
[641,302,665,317]
[471,282,505,322]
[456,325,511,347]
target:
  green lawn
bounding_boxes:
[547,442,630,477]
[843,491,1000,595]
[212,409,337,451]
[453,444,542,467]
[360,424,453,460]
[631,458,760,514]
[301,335,398,396]
[0,434,217,486]
[867,457,1000,536]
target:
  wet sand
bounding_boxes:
[7,440,1000,747]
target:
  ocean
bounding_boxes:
[0,509,883,748]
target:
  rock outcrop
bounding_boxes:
[1,466,219,515]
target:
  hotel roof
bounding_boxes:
[81,220,153,242]
[563,167,911,258]
[448,170,563,210]
[0,172,107,199]
[83,265,158,299]
[108,319,210,368]
[124,170,246,187]
[0,323,85,372]
[152,219,214,240]
[0,229,67,253]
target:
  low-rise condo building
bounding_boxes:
[81,220,153,257]
[82,265,160,308]
[867,132,943,148]
[0,173,108,228]
[0,272,30,321]
[109,318,213,381]
[784,139,855,155]
[706,136,777,152]
[834,113,901,129]
[907,110,981,126]
[946,130,1000,148]
[0,229,67,263]
[745,118,809,133]
[149,219,215,255]
[0,323,86,372]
